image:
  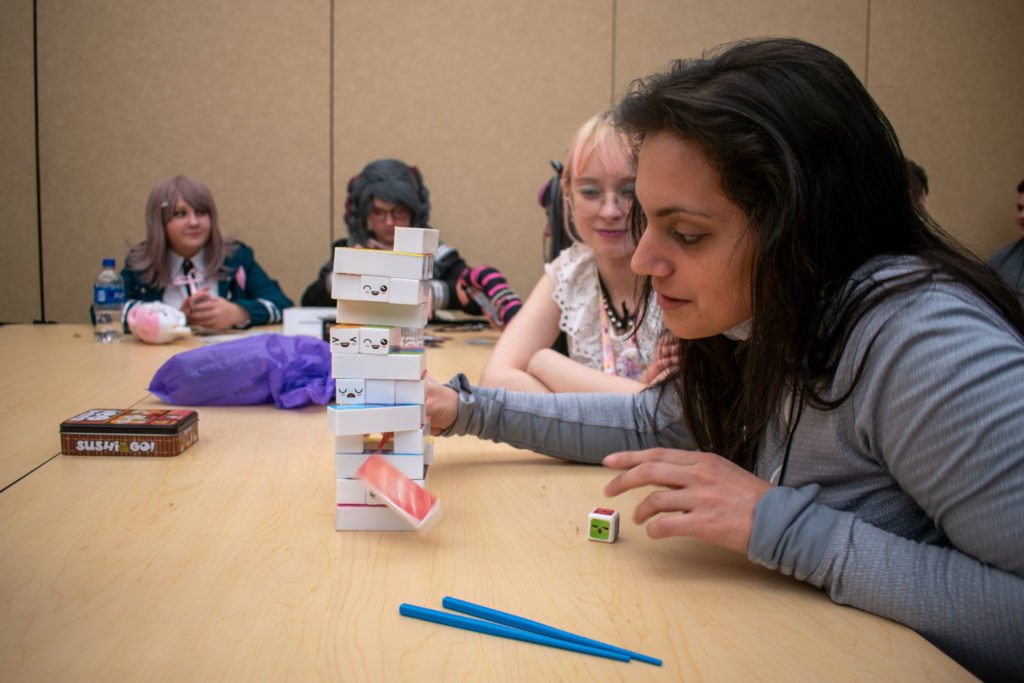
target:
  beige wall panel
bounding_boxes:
[0,0,41,323]
[869,0,1024,257]
[615,0,869,98]
[38,1,330,323]
[334,0,614,301]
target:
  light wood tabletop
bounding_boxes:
[0,324,973,681]
[0,324,186,490]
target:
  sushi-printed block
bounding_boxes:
[588,507,620,543]
[336,299,429,328]
[359,326,400,355]
[327,403,424,436]
[333,247,433,280]
[393,227,439,255]
[332,351,425,381]
[332,274,429,305]
[329,324,360,354]
[356,453,441,531]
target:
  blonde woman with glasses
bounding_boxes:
[479,112,669,393]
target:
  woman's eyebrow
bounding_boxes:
[653,204,712,219]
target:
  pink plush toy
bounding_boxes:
[126,302,192,344]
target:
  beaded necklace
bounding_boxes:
[596,275,643,377]
[597,276,635,333]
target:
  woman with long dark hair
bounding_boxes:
[426,38,1024,679]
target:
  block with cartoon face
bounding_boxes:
[336,379,366,405]
[360,275,390,302]
[588,507,619,543]
[330,324,360,354]
[359,326,400,355]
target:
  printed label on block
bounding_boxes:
[330,324,360,353]
[360,275,390,301]
[356,453,441,530]
[358,326,400,355]
[336,379,366,405]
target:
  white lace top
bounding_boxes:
[544,242,663,380]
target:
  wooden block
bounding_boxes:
[393,227,439,255]
[354,379,423,405]
[423,433,434,465]
[327,403,423,435]
[358,326,400,355]
[332,274,429,305]
[329,324,360,354]
[336,379,366,405]
[331,351,425,380]
[336,299,428,328]
[335,447,428,479]
[334,433,363,453]
[335,504,412,531]
[393,426,428,454]
[365,379,396,404]
[333,247,432,279]
[395,379,426,404]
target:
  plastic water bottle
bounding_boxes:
[93,258,125,343]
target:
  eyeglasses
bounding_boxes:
[570,184,635,217]
[369,205,412,223]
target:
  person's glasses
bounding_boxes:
[370,205,412,223]
[570,184,635,217]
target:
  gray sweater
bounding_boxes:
[989,238,1024,305]
[443,257,1024,680]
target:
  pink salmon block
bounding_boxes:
[356,452,441,531]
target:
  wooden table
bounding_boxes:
[0,324,973,681]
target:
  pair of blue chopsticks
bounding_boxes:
[399,596,662,666]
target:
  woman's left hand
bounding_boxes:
[603,448,771,555]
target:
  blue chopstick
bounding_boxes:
[398,603,630,663]
[442,596,662,667]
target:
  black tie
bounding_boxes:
[182,259,194,277]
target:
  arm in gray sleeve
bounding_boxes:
[442,373,696,463]
[749,283,1024,680]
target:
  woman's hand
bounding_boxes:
[603,448,771,554]
[638,335,681,385]
[425,375,459,435]
[182,289,249,330]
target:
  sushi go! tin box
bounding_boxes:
[60,408,199,457]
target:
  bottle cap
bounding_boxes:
[102,258,115,268]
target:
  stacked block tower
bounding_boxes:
[329,227,438,531]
